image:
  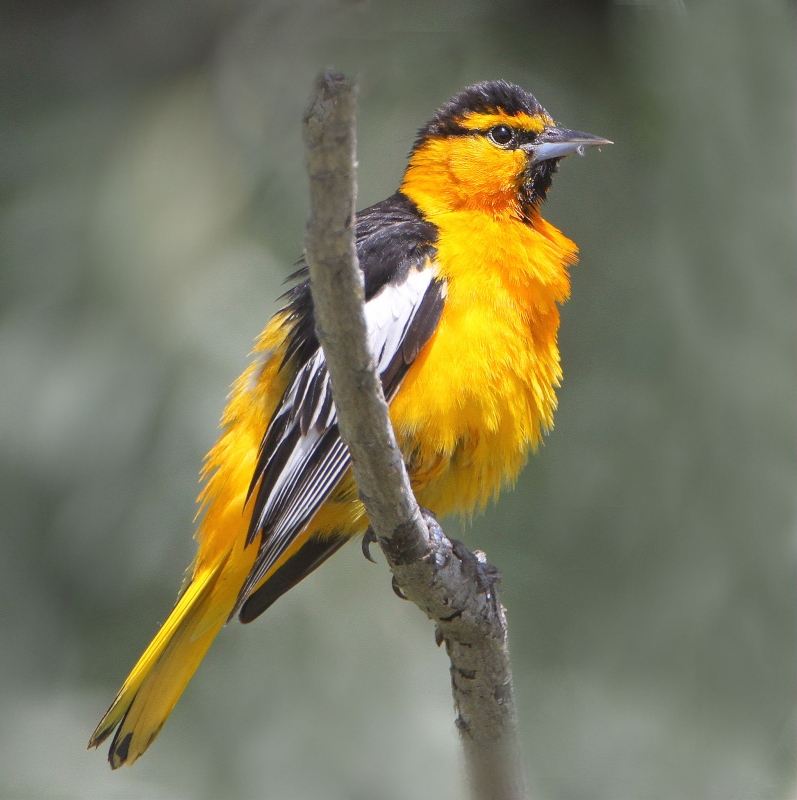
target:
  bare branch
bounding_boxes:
[302,71,530,800]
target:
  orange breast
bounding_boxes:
[390,207,577,519]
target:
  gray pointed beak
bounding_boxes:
[526,127,613,166]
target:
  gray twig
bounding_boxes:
[302,70,530,800]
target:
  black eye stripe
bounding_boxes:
[483,126,540,148]
[426,125,541,146]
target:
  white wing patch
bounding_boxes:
[367,268,437,372]
[235,267,441,613]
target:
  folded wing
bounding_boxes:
[233,193,444,620]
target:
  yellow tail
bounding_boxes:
[88,555,231,768]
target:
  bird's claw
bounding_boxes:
[392,575,408,600]
[361,527,378,563]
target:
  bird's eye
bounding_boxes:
[488,125,514,146]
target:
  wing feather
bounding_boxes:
[232,265,445,618]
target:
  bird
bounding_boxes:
[89,80,610,768]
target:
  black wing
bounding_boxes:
[232,193,443,620]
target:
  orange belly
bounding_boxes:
[391,208,575,519]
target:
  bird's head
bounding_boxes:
[401,81,611,219]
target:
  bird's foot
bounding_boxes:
[449,539,502,601]
[418,507,452,568]
[362,507,442,564]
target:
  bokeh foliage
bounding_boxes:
[0,1,794,798]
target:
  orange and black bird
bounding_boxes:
[89,80,610,767]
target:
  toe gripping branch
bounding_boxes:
[361,507,503,645]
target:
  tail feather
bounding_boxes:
[88,555,230,767]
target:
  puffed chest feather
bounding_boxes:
[389,211,575,517]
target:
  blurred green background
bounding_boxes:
[1,1,794,798]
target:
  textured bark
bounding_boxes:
[302,71,530,800]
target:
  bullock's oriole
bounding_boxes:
[89,80,610,767]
